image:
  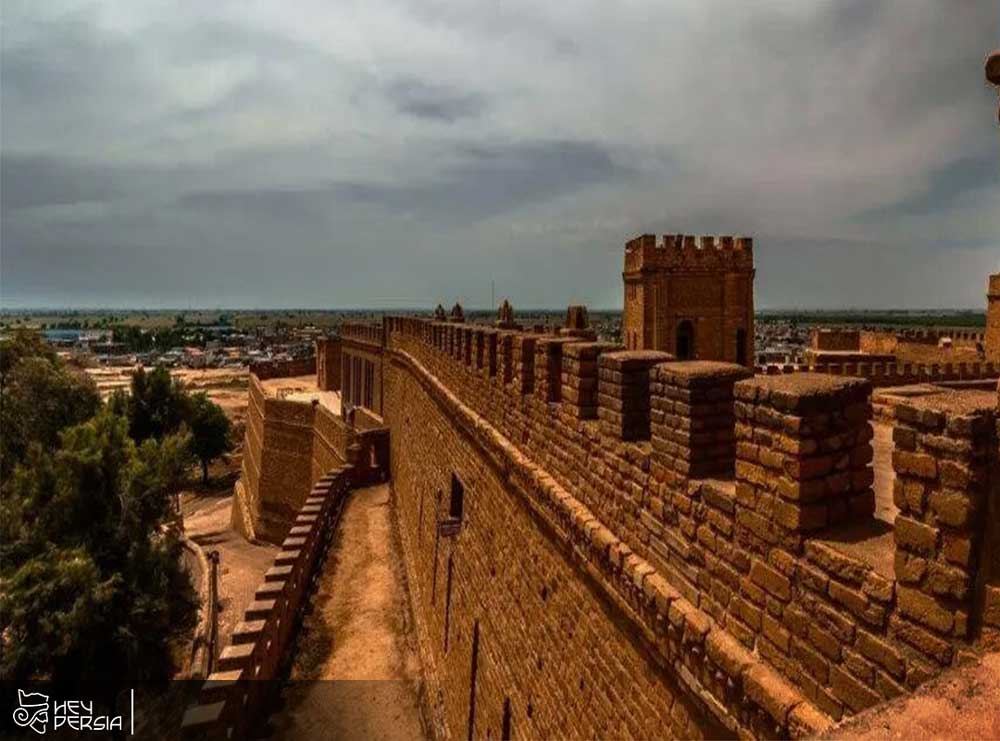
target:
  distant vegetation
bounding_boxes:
[1,306,987,335]
[756,310,986,329]
[0,330,232,681]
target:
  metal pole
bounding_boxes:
[207,550,220,675]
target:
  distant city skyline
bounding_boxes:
[2,1,998,310]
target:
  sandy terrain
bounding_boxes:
[270,484,426,741]
[829,652,1000,739]
[181,481,278,656]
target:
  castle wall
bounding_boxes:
[316,337,342,391]
[813,329,862,352]
[381,316,1000,738]
[385,359,721,739]
[757,360,998,388]
[341,324,385,414]
[986,274,1000,362]
[233,374,350,543]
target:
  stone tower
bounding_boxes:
[622,234,755,365]
[986,273,1000,362]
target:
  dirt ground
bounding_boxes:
[85,366,249,425]
[181,464,277,654]
[829,651,1000,739]
[269,484,426,741]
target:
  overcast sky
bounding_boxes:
[2,1,998,310]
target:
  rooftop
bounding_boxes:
[259,374,341,415]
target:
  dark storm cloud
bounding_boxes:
[1,155,126,210]
[1,1,997,309]
[179,140,627,225]
[858,155,999,221]
[385,79,487,122]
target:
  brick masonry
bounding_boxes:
[622,234,754,367]
[221,312,1000,740]
[380,316,1000,737]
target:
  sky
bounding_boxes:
[2,0,998,310]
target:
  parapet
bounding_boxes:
[989,273,1000,297]
[623,233,754,274]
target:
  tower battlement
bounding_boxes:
[622,231,755,363]
[624,233,754,273]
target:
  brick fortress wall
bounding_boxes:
[987,274,1000,362]
[380,314,1000,739]
[233,335,387,543]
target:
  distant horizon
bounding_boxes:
[0,305,988,315]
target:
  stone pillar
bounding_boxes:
[498,332,515,384]
[484,329,497,378]
[733,374,874,548]
[651,361,752,480]
[513,335,536,394]
[562,342,621,419]
[473,329,485,372]
[535,337,581,403]
[597,350,673,441]
[892,391,997,656]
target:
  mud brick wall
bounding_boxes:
[342,338,383,414]
[534,337,580,403]
[385,322,834,739]
[247,316,1000,739]
[384,361,720,740]
[652,362,752,482]
[183,469,352,739]
[513,335,536,394]
[315,336,341,391]
[892,392,998,654]
[562,342,621,419]
[232,374,351,544]
[598,350,673,440]
[987,274,1000,362]
[734,374,875,545]
[250,356,317,380]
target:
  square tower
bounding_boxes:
[622,234,755,365]
[986,273,1000,362]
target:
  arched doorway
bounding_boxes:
[676,320,695,360]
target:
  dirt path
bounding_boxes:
[182,490,278,651]
[269,484,426,741]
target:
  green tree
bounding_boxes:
[126,366,189,442]
[0,328,57,377]
[0,410,197,681]
[1,334,101,479]
[186,393,233,484]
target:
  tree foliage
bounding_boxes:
[0,410,198,681]
[113,367,233,484]
[187,393,233,484]
[123,365,189,443]
[1,331,101,479]
[0,336,198,682]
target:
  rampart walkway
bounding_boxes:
[269,484,427,740]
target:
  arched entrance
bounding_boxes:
[676,320,695,360]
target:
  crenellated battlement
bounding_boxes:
[376,310,1000,739]
[624,233,754,274]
